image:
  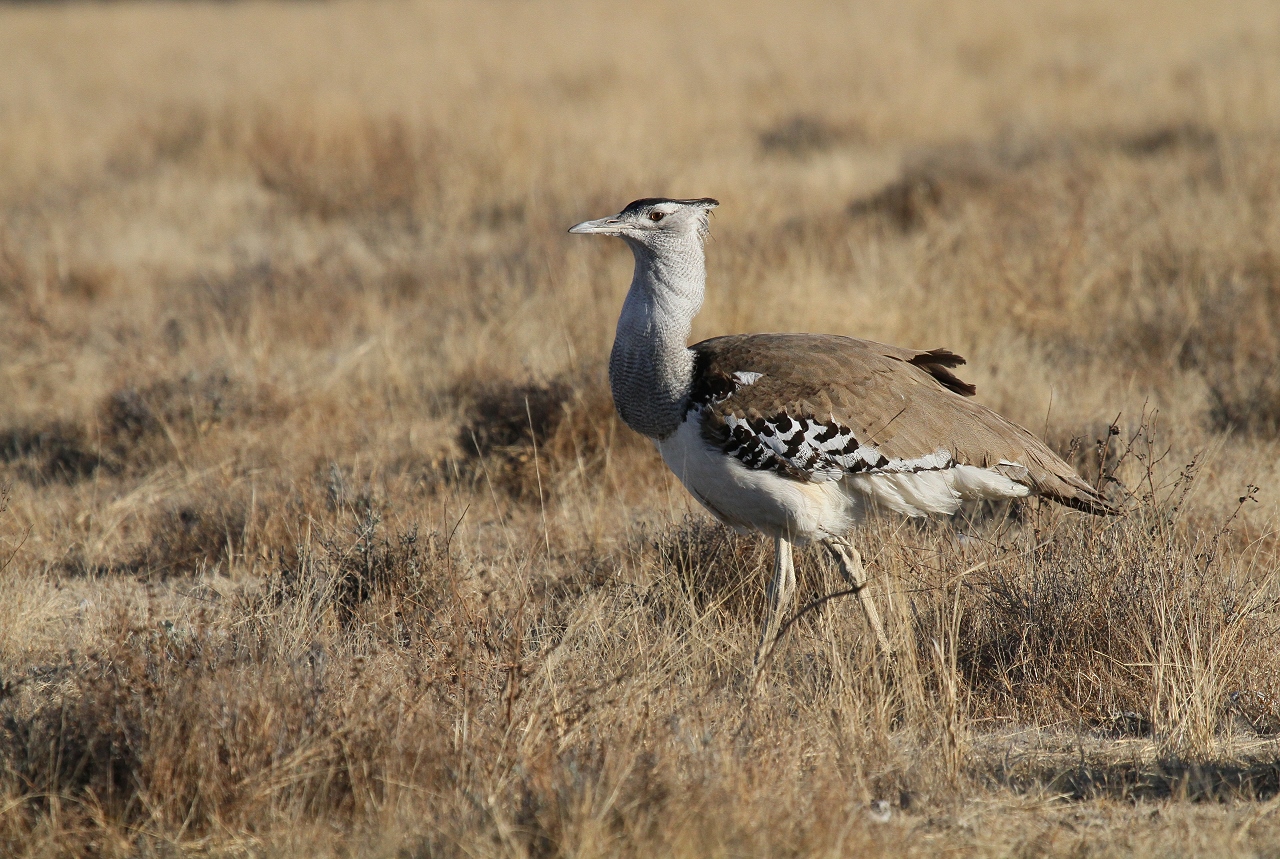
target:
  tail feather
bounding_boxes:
[1050,485,1121,516]
[1024,445,1121,516]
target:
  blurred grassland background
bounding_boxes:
[4,0,1280,855]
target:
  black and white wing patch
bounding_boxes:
[718,412,955,482]
[689,361,957,483]
[721,413,877,480]
[691,368,952,483]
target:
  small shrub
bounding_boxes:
[943,492,1277,750]
[131,499,248,578]
[0,372,281,485]
[1121,245,1280,436]
[277,510,449,635]
[453,371,634,499]
[456,377,575,459]
[0,420,100,483]
[759,114,864,157]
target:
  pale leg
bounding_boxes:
[750,535,796,685]
[825,537,893,658]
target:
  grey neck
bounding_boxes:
[608,234,706,440]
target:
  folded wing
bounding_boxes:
[688,333,1116,515]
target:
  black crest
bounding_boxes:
[620,197,720,215]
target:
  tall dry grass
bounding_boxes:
[3,0,1280,855]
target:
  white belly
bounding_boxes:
[657,416,863,542]
[656,413,1032,542]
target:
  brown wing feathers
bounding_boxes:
[689,334,1117,515]
[860,342,977,397]
[905,349,978,397]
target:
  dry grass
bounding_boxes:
[3,0,1280,854]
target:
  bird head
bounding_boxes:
[568,197,720,249]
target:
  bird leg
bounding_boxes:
[750,535,796,687]
[824,537,893,659]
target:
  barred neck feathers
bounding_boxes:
[567,197,719,439]
[608,233,706,439]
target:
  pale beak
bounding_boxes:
[568,215,624,235]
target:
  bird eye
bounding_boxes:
[649,211,665,222]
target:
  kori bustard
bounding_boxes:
[569,197,1114,680]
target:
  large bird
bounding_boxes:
[569,197,1114,681]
